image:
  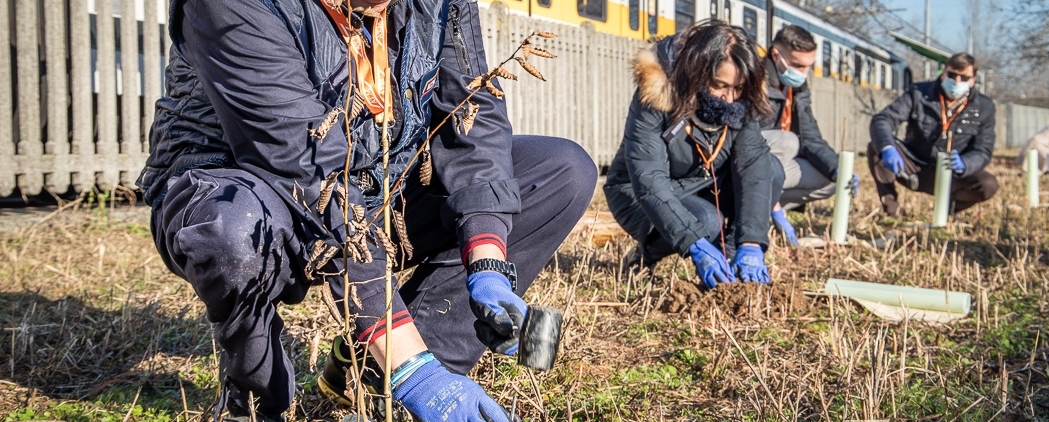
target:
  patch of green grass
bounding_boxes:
[4,401,173,422]
[125,222,153,238]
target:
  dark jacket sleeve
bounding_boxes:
[623,94,707,255]
[730,118,773,249]
[959,97,996,177]
[428,0,519,239]
[793,89,839,176]
[177,0,348,214]
[870,87,915,152]
[176,0,407,342]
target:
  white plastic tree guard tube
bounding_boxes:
[932,152,952,227]
[831,151,854,244]
[825,278,971,316]
[1027,149,1040,208]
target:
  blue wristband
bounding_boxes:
[390,351,436,391]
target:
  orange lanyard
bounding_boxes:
[318,1,390,123]
[938,94,968,139]
[779,86,793,131]
[686,125,729,170]
[319,0,353,39]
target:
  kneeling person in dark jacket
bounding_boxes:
[760,26,857,245]
[138,0,596,420]
[868,53,999,217]
[604,20,785,289]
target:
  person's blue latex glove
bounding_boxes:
[949,149,965,174]
[831,169,860,197]
[466,271,527,355]
[771,209,798,247]
[732,244,770,284]
[881,146,905,176]
[394,359,516,422]
[688,238,732,289]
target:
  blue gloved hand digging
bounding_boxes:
[771,209,798,247]
[732,244,770,283]
[688,238,732,289]
[467,271,527,355]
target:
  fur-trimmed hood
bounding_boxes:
[632,36,678,113]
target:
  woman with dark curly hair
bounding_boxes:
[604,20,784,290]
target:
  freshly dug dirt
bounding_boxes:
[660,279,811,319]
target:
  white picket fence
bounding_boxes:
[1,0,168,197]
[2,0,1046,198]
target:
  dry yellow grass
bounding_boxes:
[0,154,1047,421]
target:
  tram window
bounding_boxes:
[822,41,831,77]
[864,59,872,85]
[880,65,887,88]
[647,0,658,34]
[578,0,607,21]
[538,0,551,7]
[742,7,757,39]
[853,54,862,83]
[630,0,640,30]
[676,0,695,32]
[724,0,731,23]
[839,51,849,81]
[710,0,718,20]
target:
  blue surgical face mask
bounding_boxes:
[941,76,970,99]
[776,51,807,88]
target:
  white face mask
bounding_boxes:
[941,77,970,99]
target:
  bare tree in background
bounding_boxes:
[961,0,1014,97]
[1006,0,1049,103]
[782,0,876,36]
[1012,0,1049,68]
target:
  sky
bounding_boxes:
[879,0,986,52]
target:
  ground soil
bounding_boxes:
[659,278,812,319]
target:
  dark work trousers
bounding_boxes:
[634,156,785,264]
[395,135,596,373]
[866,143,999,213]
[150,135,596,416]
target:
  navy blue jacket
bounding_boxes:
[604,36,775,254]
[138,0,518,338]
[870,80,996,177]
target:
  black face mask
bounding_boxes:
[695,89,750,126]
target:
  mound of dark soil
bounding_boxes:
[660,279,811,319]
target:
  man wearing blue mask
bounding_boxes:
[759,26,855,246]
[868,53,999,217]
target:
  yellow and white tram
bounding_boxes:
[476,0,912,90]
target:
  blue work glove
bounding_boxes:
[394,359,516,422]
[467,271,527,355]
[732,244,770,284]
[949,149,965,174]
[831,169,860,197]
[688,238,732,290]
[880,146,905,176]
[770,209,798,247]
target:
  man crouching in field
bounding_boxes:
[135,0,595,420]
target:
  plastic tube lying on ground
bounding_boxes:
[824,278,971,316]
[831,151,854,244]
[932,151,951,227]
